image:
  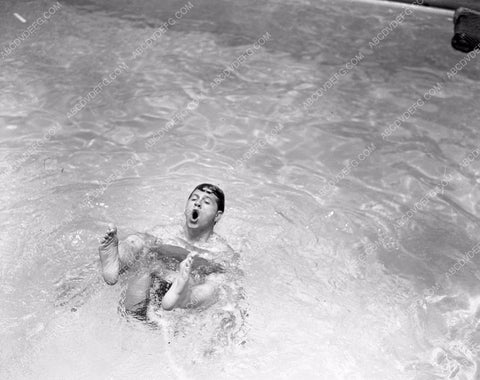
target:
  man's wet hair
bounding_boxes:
[188,183,225,212]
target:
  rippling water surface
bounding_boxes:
[1,0,480,379]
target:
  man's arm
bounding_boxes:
[148,244,225,273]
[149,244,189,261]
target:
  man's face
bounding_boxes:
[184,189,222,230]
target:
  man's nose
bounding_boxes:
[194,200,200,207]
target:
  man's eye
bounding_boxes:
[205,200,210,204]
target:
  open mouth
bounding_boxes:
[191,209,199,221]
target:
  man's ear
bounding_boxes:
[214,211,223,224]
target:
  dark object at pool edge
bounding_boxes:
[452,7,480,53]
[383,0,480,12]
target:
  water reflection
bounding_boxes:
[1,0,480,378]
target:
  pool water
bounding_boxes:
[1,0,480,379]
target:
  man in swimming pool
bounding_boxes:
[98,183,230,318]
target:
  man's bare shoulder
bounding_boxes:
[204,233,238,262]
[210,233,233,252]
